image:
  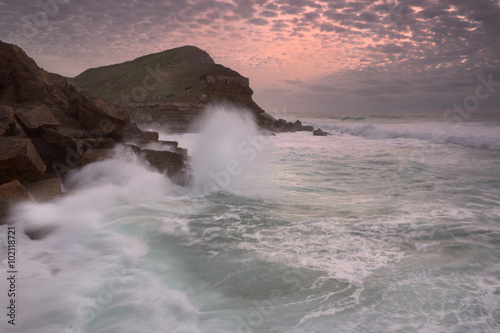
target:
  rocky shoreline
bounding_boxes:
[0,40,324,224]
[0,41,189,223]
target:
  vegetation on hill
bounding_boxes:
[74,45,245,105]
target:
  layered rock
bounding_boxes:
[0,40,191,222]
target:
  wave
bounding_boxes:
[322,121,500,150]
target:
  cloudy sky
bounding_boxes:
[1,0,499,116]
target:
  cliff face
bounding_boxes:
[0,40,190,222]
[74,46,312,133]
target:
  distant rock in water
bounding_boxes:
[0,40,191,223]
[73,45,315,133]
[313,128,328,136]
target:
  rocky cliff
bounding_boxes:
[0,40,190,223]
[74,46,313,133]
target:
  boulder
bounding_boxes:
[313,128,328,136]
[128,144,190,186]
[81,148,113,166]
[24,177,62,202]
[70,92,131,138]
[0,180,32,223]
[0,106,16,136]
[137,130,159,141]
[0,137,46,184]
[15,105,61,137]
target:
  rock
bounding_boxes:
[70,91,131,139]
[128,144,190,186]
[313,128,328,136]
[136,130,159,141]
[0,137,46,184]
[81,148,113,166]
[15,105,61,137]
[127,121,142,135]
[23,177,62,202]
[14,105,61,137]
[39,127,76,148]
[0,106,16,136]
[0,42,53,106]
[0,180,32,223]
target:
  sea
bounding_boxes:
[1,106,500,333]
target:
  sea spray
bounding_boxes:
[1,146,202,333]
[189,104,275,198]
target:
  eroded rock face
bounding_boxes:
[0,137,46,184]
[0,40,167,180]
[0,40,192,226]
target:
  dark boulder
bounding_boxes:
[313,128,328,136]
[0,137,46,184]
[14,105,61,137]
[0,180,32,223]
[23,176,62,202]
[70,92,131,139]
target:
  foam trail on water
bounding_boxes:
[0,146,201,333]
[190,103,275,198]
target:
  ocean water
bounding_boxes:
[1,108,500,333]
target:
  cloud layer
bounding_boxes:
[1,0,499,114]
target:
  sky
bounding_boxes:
[1,0,499,116]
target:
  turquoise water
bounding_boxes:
[1,110,500,332]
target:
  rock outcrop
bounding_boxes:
[313,128,328,136]
[73,45,316,133]
[0,40,191,223]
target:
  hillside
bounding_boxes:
[74,46,313,132]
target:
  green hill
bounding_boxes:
[73,45,313,133]
[74,45,245,105]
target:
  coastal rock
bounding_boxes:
[70,92,131,139]
[24,177,62,202]
[313,128,328,136]
[81,148,113,166]
[128,144,190,186]
[0,180,32,223]
[0,106,16,136]
[15,105,61,137]
[0,137,46,184]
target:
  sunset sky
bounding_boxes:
[1,0,499,116]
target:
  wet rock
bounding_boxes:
[313,128,328,136]
[24,177,62,202]
[128,144,190,186]
[81,148,113,166]
[0,180,32,223]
